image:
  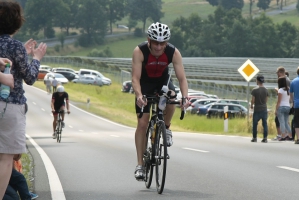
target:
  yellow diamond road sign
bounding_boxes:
[238,59,259,82]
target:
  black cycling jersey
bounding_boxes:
[138,41,175,84]
[136,42,176,113]
[52,92,68,110]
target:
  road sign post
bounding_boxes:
[224,106,228,132]
[237,59,260,124]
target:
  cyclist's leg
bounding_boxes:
[163,81,176,146]
[53,112,58,133]
[60,103,66,121]
[135,113,150,166]
[162,79,176,126]
[134,98,151,180]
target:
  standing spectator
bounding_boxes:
[275,77,292,141]
[44,77,51,94]
[51,77,58,92]
[251,75,269,143]
[274,67,291,140]
[290,67,299,144]
[0,2,47,199]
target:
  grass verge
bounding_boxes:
[32,80,278,138]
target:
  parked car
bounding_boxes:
[206,103,248,119]
[40,65,52,71]
[72,75,103,86]
[55,71,79,81]
[177,90,206,100]
[186,95,207,101]
[78,69,111,85]
[122,80,132,92]
[43,73,69,84]
[38,69,51,80]
[188,98,200,106]
[186,98,218,114]
[197,104,213,115]
[216,99,249,108]
[52,67,76,73]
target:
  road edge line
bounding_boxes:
[26,134,66,200]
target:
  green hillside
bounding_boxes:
[48,0,299,58]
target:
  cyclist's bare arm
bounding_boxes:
[132,46,147,108]
[66,99,70,114]
[51,99,55,112]
[172,49,189,109]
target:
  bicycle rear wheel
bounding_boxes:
[56,121,62,143]
[144,121,154,188]
[155,122,167,194]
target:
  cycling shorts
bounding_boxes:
[135,79,175,113]
[53,103,65,116]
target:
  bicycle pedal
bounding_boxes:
[167,154,170,159]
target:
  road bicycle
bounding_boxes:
[139,91,185,194]
[54,110,65,143]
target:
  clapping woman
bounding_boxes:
[0,2,47,198]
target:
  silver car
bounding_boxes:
[72,75,103,86]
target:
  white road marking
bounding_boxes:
[26,134,66,200]
[79,130,84,132]
[110,135,120,137]
[183,147,209,153]
[32,102,36,105]
[92,132,98,134]
[277,166,299,173]
[69,125,73,128]
[41,108,45,111]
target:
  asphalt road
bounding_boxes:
[24,84,299,200]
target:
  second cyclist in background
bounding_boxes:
[51,85,70,139]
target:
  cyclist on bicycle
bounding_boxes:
[51,85,70,139]
[132,22,189,180]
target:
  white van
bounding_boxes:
[78,69,111,85]
[52,67,76,73]
[40,65,52,71]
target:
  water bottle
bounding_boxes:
[0,63,11,99]
[158,85,169,110]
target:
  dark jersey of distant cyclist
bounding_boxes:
[138,41,175,85]
[52,92,69,110]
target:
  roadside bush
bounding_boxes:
[54,44,60,52]
[134,28,143,37]
[45,26,55,39]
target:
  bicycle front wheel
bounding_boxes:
[144,122,154,188]
[56,122,62,143]
[155,122,167,194]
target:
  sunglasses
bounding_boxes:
[151,40,167,46]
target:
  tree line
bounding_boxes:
[14,0,299,58]
[207,0,289,14]
[15,0,163,47]
[170,6,299,58]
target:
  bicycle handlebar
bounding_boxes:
[138,95,185,120]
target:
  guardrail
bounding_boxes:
[43,56,296,102]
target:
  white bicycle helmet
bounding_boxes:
[147,22,171,42]
[57,86,64,92]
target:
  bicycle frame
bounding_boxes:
[140,93,185,194]
[55,111,64,143]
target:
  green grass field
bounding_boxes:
[33,70,278,138]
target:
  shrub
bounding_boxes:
[134,28,143,37]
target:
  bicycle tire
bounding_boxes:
[56,121,62,143]
[155,121,167,194]
[144,121,154,188]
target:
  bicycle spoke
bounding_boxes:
[144,120,154,188]
[155,122,167,194]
